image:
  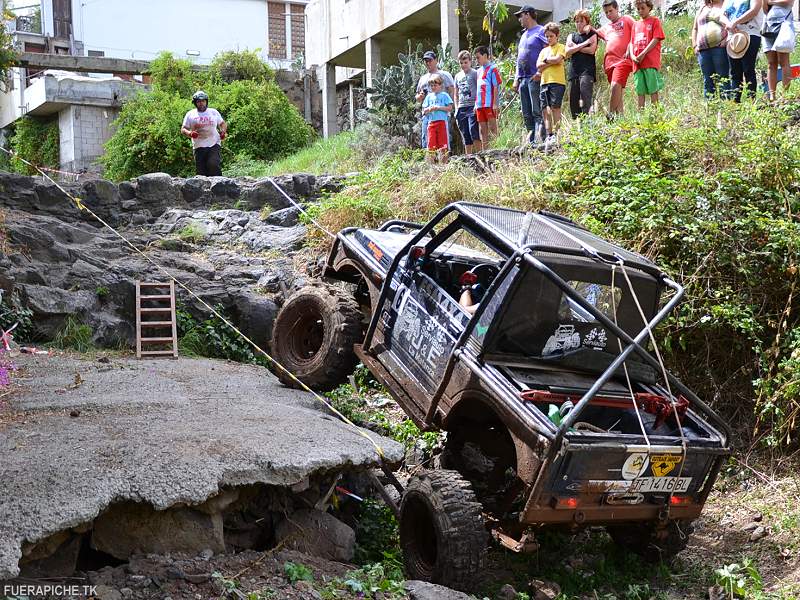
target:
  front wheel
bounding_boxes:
[607,519,694,562]
[270,283,362,391]
[399,470,488,591]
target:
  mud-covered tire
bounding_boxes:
[399,469,488,591]
[270,283,362,391]
[607,519,694,562]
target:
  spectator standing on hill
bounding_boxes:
[475,46,502,145]
[536,22,567,142]
[723,0,764,101]
[421,75,454,164]
[454,50,482,154]
[181,90,227,177]
[513,5,548,144]
[762,0,796,99]
[596,0,636,116]
[630,0,666,108]
[416,51,455,149]
[565,9,598,118]
[693,0,733,98]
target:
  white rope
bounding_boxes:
[0,147,386,459]
[616,260,689,508]
[265,177,336,240]
[611,264,652,453]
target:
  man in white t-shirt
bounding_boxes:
[181,90,227,176]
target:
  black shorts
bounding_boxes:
[540,83,566,109]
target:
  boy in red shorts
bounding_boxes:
[630,0,665,108]
[475,46,502,145]
[421,75,454,164]
[595,0,635,116]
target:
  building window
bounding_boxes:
[88,50,105,57]
[268,2,287,59]
[290,4,305,60]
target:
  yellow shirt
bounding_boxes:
[539,43,567,86]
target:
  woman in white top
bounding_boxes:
[723,0,764,101]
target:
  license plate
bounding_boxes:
[629,476,692,493]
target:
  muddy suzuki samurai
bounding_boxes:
[270,202,731,590]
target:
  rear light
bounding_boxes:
[669,495,692,506]
[552,496,579,509]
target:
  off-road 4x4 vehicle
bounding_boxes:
[271,202,731,590]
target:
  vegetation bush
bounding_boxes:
[177,306,268,366]
[52,316,94,353]
[102,51,313,181]
[8,116,59,175]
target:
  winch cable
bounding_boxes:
[611,264,652,455]
[616,259,689,525]
[0,147,386,460]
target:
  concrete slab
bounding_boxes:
[0,354,402,580]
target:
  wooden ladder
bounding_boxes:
[136,281,178,359]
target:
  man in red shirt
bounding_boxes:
[630,0,665,108]
[595,0,635,116]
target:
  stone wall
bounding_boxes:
[336,84,367,133]
[275,69,323,133]
[0,172,343,348]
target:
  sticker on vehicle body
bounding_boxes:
[583,327,608,350]
[622,453,650,480]
[629,476,692,493]
[650,454,682,477]
[542,324,581,355]
[585,480,635,493]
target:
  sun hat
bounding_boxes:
[727,31,750,59]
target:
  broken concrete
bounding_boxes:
[0,354,403,580]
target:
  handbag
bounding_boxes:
[774,17,796,52]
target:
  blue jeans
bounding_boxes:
[697,47,730,99]
[519,77,545,144]
[455,106,480,146]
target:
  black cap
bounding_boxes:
[422,50,436,60]
[514,4,536,17]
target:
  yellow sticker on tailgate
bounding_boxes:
[650,454,682,477]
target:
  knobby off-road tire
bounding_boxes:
[270,283,362,391]
[607,519,695,562]
[399,469,488,591]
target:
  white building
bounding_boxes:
[305,0,581,137]
[1,0,309,172]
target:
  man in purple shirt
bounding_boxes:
[513,5,548,145]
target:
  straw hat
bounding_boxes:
[727,32,750,59]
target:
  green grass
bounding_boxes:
[52,316,94,353]
[223,131,360,177]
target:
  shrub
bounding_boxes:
[8,116,59,175]
[215,79,314,162]
[149,51,202,97]
[177,306,268,366]
[103,52,313,181]
[210,49,273,84]
[102,89,195,180]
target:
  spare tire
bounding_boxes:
[399,469,488,591]
[270,283,362,391]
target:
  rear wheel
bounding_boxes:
[270,283,362,391]
[399,470,487,591]
[607,519,694,562]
